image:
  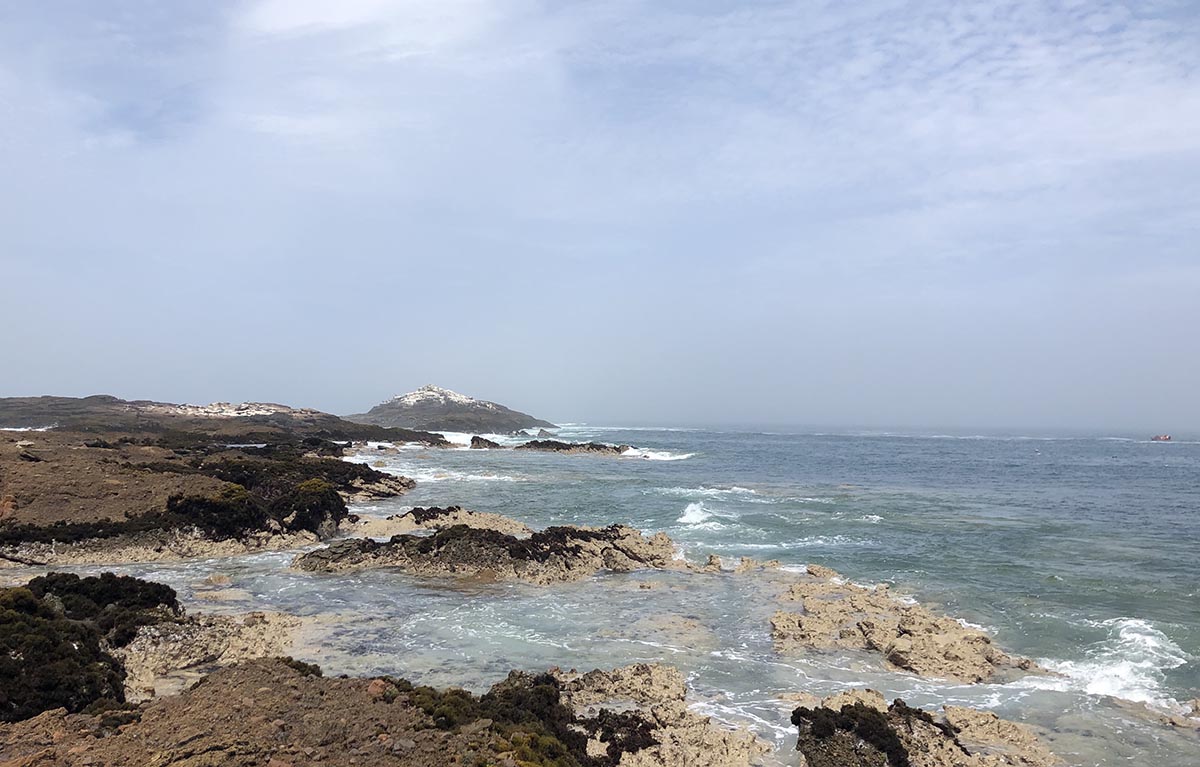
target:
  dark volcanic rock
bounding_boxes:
[470,435,502,449]
[515,440,630,455]
[294,524,683,584]
[346,384,555,433]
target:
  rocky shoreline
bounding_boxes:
[3,411,1198,766]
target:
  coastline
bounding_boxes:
[2,424,1198,766]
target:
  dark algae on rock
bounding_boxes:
[294,522,683,584]
[0,574,180,722]
[790,690,1061,767]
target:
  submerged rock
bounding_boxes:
[293,524,683,584]
[791,691,1060,767]
[515,439,631,455]
[771,566,1043,683]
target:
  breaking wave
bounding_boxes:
[621,448,695,461]
[1020,617,1192,706]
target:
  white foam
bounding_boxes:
[657,486,757,499]
[435,432,474,447]
[857,514,884,524]
[621,448,695,461]
[1019,618,1192,706]
[677,502,713,524]
[0,426,53,431]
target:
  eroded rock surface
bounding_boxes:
[348,505,533,538]
[554,663,770,767]
[771,566,1042,682]
[294,524,684,584]
[116,612,304,701]
[791,690,1060,767]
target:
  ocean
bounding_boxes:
[85,426,1200,765]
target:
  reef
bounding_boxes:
[770,565,1043,682]
[294,523,684,584]
[790,688,1059,767]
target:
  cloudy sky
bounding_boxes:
[2,0,1197,430]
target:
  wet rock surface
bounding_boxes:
[470,435,502,449]
[515,440,631,455]
[294,524,684,584]
[771,566,1043,682]
[791,689,1060,767]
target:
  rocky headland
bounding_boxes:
[348,384,556,433]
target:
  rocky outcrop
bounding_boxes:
[0,436,415,565]
[349,506,534,538]
[347,384,556,433]
[294,524,684,584]
[115,612,303,701]
[2,526,326,567]
[0,659,768,767]
[771,566,1043,682]
[342,473,416,503]
[515,440,630,455]
[470,435,502,449]
[791,689,1060,767]
[553,663,770,767]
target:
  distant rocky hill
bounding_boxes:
[0,394,445,444]
[347,385,555,433]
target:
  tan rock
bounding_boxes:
[553,664,769,767]
[115,612,305,701]
[945,706,1060,767]
[771,567,1042,683]
[791,693,1061,767]
[820,689,888,713]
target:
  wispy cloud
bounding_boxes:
[0,0,1197,426]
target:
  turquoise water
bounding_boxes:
[35,427,1200,765]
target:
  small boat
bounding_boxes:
[1150,434,1172,442]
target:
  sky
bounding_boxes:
[1,0,1198,431]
